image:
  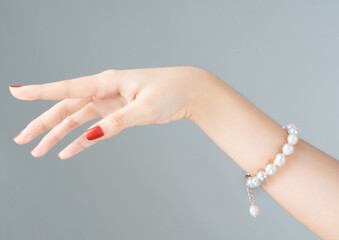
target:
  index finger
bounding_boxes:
[9,74,99,100]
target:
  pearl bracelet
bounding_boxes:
[245,123,299,218]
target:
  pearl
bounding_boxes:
[283,123,299,135]
[274,153,286,167]
[256,171,267,183]
[249,205,260,218]
[265,164,277,175]
[246,177,254,188]
[282,143,294,155]
[251,176,261,187]
[288,127,299,136]
[287,134,299,145]
[283,123,296,131]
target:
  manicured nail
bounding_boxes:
[85,126,104,140]
[13,131,23,141]
[10,85,23,88]
[30,144,39,155]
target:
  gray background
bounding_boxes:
[1,0,338,239]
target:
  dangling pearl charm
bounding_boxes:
[249,204,260,218]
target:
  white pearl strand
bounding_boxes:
[246,123,299,218]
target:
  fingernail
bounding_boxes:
[57,153,62,160]
[13,131,23,141]
[10,85,23,88]
[85,126,104,140]
[30,144,39,155]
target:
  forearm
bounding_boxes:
[190,71,339,240]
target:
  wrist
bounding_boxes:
[188,69,230,124]
[187,69,289,174]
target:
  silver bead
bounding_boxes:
[256,171,267,183]
[251,176,261,187]
[265,164,277,175]
[287,134,299,145]
[249,205,260,218]
[282,143,294,155]
[274,153,286,167]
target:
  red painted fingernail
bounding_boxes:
[10,85,23,88]
[31,144,39,154]
[85,126,104,140]
[13,131,23,141]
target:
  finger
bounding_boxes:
[31,102,100,157]
[9,74,99,100]
[58,99,148,160]
[13,98,91,144]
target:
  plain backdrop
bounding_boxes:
[1,1,338,239]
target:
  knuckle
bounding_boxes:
[94,69,119,98]
[107,113,125,130]
[58,103,70,121]
[65,116,80,129]
[77,137,88,150]
[98,69,117,78]
[184,66,206,75]
[31,119,48,132]
[86,103,98,116]
[187,65,203,72]
[50,134,61,144]
[39,84,45,99]
[140,101,158,120]
[139,96,153,107]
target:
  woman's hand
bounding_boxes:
[10,66,213,159]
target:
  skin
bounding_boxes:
[10,66,339,239]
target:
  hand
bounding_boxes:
[10,66,212,159]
